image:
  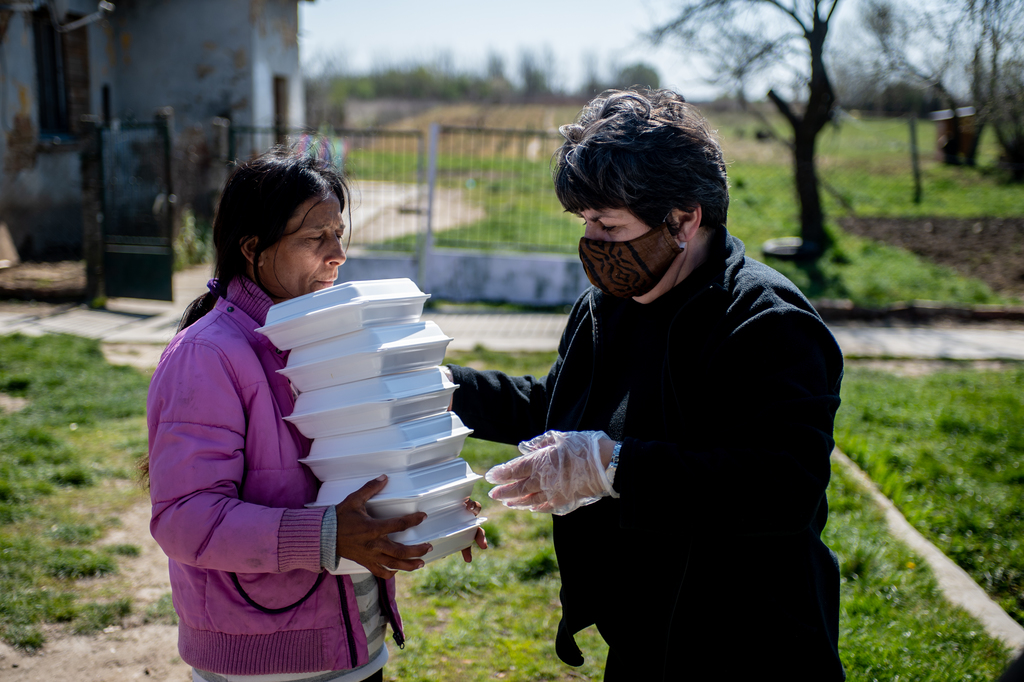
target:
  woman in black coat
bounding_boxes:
[446,89,846,681]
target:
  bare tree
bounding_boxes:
[863,0,1024,175]
[968,0,1024,180]
[652,0,841,257]
[863,0,976,163]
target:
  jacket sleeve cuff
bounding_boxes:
[278,507,328,573]
[320,506,340,571]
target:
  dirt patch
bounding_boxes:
[0,624,187,682]
[0,261,86,301]
[0,392,28,413]
[0,497,188,682]
[840,217,1024,300]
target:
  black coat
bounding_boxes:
[450,228,845,680]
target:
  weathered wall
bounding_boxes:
[0,6,98,259]
[107,0,254,126]
[0,0,306,260]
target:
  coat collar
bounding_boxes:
[225,277,275,327]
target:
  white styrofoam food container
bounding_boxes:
[311,459,474,508]
[256,278,430,350]
[300,413,472,480]
[417,520,487,565]
[307,468,481,517]
[326,514,485,576]
[387,502,479,544]
[366,471,481,518]
[279,321,452,392]
[285,367,456,439]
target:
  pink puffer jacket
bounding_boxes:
[148,277,403,676]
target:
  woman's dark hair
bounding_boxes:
[553,88,729,233]
[178,146,348,331]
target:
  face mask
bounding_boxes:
[578,222,684,298]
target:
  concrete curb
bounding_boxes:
[814,299,1024,323]
[834,448,1024,656]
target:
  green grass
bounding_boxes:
[825,463,1011,680]
[389,350,1013,680]
[836,364,1024,628]
[0,334,151,649]
[1,338,1015,678]
[143,592,178,625]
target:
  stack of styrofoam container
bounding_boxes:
[256,278,484,575]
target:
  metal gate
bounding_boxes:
[98,119,174,300]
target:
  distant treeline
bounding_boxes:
[835,78,949,118]
[305,53,661,128]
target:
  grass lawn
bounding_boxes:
[836,364,1024,629]
[0,334,151,649]
[0,337,1015,680]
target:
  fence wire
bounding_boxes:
[427,126,576,253]
[225,114,1010,258]
[228,126,425,252]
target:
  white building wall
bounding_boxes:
[250,0,303,128]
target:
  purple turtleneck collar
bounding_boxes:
[209,277,276,327]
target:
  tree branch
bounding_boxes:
[762,0,810,33]
[744,102,795,150]
[648,0,734,44]
[767,88,801,128]
[825,0,840,23]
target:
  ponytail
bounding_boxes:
[177,291,219,332]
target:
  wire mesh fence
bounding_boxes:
[227,126,425,252]
[227,124,583,255]
[223,113,1017,260]
[425,126,577,253]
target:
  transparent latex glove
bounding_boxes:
[485,430,615,515]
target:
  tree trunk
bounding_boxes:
[793,127,826,253]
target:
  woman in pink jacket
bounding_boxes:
[148,149,478,682]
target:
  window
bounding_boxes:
[32,10,90,136]
[274,75,288,144]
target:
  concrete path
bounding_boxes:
[3,264,1024,362]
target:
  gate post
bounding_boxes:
[80,117,105,304]
[154,107,177,255]
[418,122,440,292]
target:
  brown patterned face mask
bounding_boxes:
[578,222,684,298]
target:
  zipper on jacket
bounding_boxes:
[572,292,598,430]
[376,577,406,649]
[336,576,359,668]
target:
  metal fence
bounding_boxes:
[423,125,576,253]
[229,126,426,252]
[225,115,986,260]
[226,124,579,255]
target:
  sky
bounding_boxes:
[297,0,723,100]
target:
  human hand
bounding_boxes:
[460,497,488,562]
[485,430,616,515]
[335,475,432,579]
